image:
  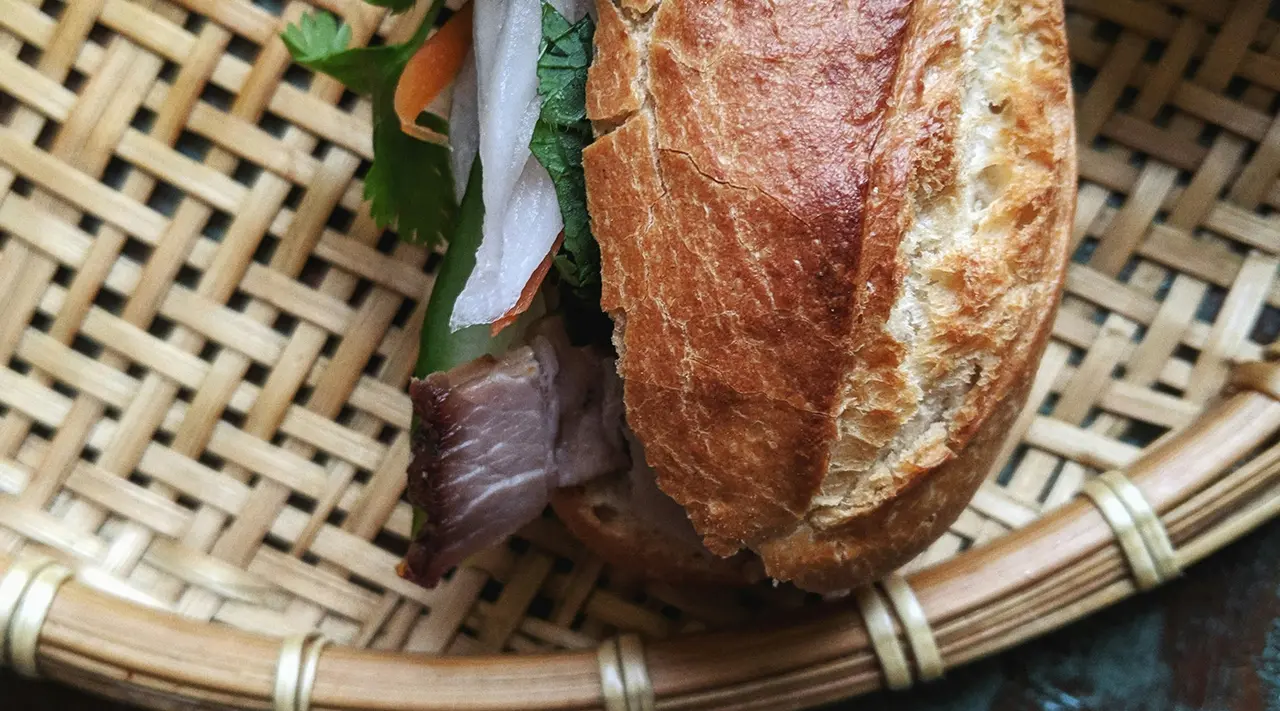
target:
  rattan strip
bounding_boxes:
[0,555,54,669]
[597,633,654,711]
[1100,471,1181,583]
[1079,478,1159,590]
[854,586,911,690]
[880,576,944,684]
[1079,470,1181,590]
[7,563,72,678]
[657,426,1280,710]
[273,633,329,711]
[0,555,72,678]
[598,636,627,711]
[854,576,944,690]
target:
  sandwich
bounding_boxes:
[285,0,1075,593]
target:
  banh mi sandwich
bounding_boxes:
[285,0,1075,593]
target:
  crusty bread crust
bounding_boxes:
[757,310,1049,591]
[582,0,1074,592]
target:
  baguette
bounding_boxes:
[579,0,1075,591]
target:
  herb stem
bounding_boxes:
[416,159,523,376]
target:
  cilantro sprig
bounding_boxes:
[529,2,599,293]
[282,3,454,246]
[528,3,610,344]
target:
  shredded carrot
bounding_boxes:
[490,233,565,336]
[395,1,474,142]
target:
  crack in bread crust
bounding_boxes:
[583,0,1075,588]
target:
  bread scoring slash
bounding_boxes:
[583,0,1075,591]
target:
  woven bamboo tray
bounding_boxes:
[2,0,1280,708]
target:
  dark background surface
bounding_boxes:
[4,519,1280,711]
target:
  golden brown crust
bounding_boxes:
[583,0,1075,591]
[585,0,644,126]
[798,0,1076,531]
[586,0,915,550]
[757,305,1051,590]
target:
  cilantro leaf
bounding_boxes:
[282,4,441,84]
[280,11,391,95]
[280,11,351,63]
[529,3,600,293]
[282,2,455,246]
[366,99,455,245]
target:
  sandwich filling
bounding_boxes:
[287,0,1072,590]
[401,321,627,586]
[400,321,715,587]
[286,0,624,587]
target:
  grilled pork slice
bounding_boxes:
[400,325,626,587]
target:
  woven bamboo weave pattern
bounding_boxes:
[0,0,1277,658]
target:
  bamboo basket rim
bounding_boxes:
[3,0,1280,708]
[3,367,1278,710]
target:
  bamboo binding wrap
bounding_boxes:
[1,0,1279,708]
